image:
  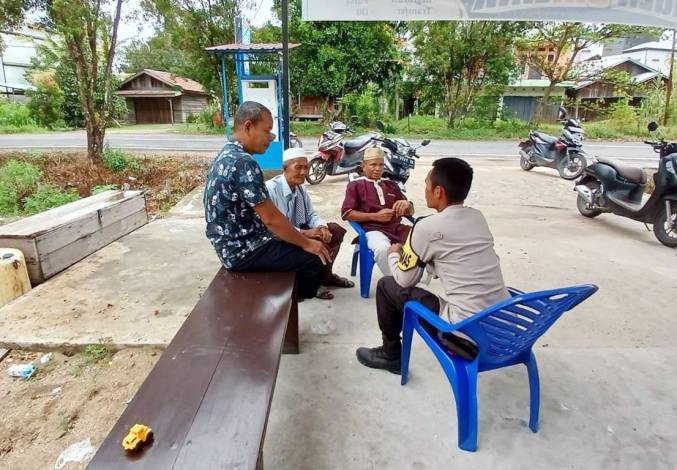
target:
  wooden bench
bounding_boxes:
[88,268,299,470]
[0,190,147,285]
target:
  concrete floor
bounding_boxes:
[1,159,676,468]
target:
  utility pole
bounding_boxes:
[281,0,291,149]
[663,29,676,126]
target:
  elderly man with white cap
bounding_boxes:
[266,148,354,300]
[341,146,414,276]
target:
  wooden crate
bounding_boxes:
[0,190,148,285]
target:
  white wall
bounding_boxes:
[624,49,671,75]
[0,28,48,87]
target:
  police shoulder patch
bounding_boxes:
[398,223,426,272]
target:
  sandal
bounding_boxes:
[325,275,355,288]
[315,288,334,300]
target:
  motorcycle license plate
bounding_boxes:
[392,155,415,169]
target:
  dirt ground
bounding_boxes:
[0,349,160,470]
[0,151,211,216]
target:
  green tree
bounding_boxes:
[519,22,661,123]
[27,33,127,129]
[266,0,400,105]
[139,0,243,95]
[410,21,527,127]
[120,30,193,77]
[0,0,25,51]
[26,69,64,128]
[28,0,125,163]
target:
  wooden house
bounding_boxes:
[116,69,210,124]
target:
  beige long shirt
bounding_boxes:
[388,205,509,323]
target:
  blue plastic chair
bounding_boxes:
[349,216,415,299]
[401,284,598,452]
[349,221,375,298]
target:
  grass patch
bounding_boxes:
[92,184,118,194]
[103,145,142,172]
[22,185,80,215]
[83,340,112,364]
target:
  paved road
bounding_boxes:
[0,129,660,164]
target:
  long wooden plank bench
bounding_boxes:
[88,268,299,470]
[0,190,147,285]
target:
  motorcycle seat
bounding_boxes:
[532,131,558,145]
[344,134,376,151]
[597,157,647,184]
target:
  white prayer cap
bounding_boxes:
[283,148,307,162]
[363,147,384,161]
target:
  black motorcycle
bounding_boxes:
[373,121,430,192]
[574,122,677,248]
[306,120,429,191]
[519,107,587,180]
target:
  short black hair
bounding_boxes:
[234,101,271,129]
[430,158,473,203]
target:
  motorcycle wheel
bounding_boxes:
[306,157,327,185]
[290,135,303,148]
[558,153,586,180]
[520,154,535,171]
[576,180,602,218]
[653,201,677,248]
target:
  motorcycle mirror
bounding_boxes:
[421,139,431,146]
[375,120,385,131]
[648,122,659,132]
[558,106,567,119]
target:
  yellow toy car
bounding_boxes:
[122,424,153,451]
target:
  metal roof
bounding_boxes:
[115,90,181,98]
[119,69,208,95]
[205,43,300,54]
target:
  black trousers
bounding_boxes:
[229,239,325,299]
[376,276,479,360]
[376,276,440,357]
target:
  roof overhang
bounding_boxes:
[115,90,181,98]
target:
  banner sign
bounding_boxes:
[302,0,677,28]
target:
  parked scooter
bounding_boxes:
[305,121,379,185]
[574,122,677,248]
[518,107,587,180]
[290,132,303,148]
[305,120,429,190]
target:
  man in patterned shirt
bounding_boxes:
[204,101,330,299]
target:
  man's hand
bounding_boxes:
[389,243,403,255]
[372,208,395,223]
[318,226,332,243]
[393,200,413,217]
[302,227,332,244]
[303,238,332,265]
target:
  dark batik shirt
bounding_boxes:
[204,141,273,268]
[340,177,411,244]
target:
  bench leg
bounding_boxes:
[283,292,299,354]
[256,449,264,470]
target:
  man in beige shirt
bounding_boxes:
[356,158,510,374]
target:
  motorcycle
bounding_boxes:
[305,120,429,190]
[518,106,587,180]
[574,122,677,248]
[290,132,303,148]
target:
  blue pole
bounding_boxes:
[220,55,231,139]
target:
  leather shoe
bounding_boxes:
[356,346,401,375]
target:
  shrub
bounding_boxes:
[0,99,38,128]
[341,84,380,127]
[0,160,43,214]
[22,185,80,215]
[92,184,118,195]
[103,145,141,172]
[26,69,65,129]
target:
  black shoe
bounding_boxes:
[356,346,401,375]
